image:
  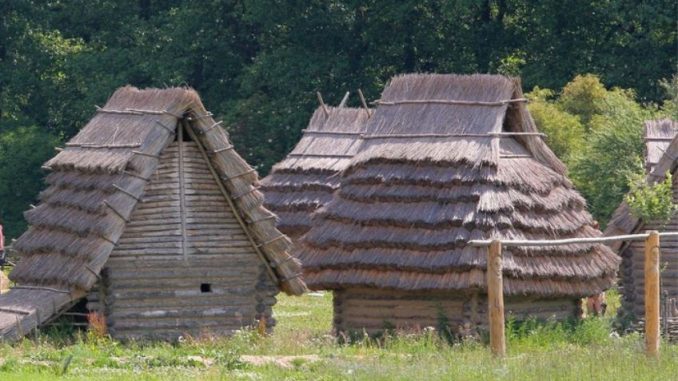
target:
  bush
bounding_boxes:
[626,171,678,224]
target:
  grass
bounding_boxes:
[0,291,677,380]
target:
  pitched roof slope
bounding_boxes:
[2,86,305,341]
[300,74,619,297]
[260,106,369,237]
[644,119,678,173]
[605,119,678,249]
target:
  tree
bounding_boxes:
[0,125,59,239]
[526,87,584,164]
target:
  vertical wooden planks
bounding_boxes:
[178,124,188,261]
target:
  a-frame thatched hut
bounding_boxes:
[260,106,369,242]
[0,87,305,341]
[300,74,620,335]
[605,119,678,322]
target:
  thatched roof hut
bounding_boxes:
[605,119,678,322]
[260,106,369,239]
[0,87,305,341]
[299,74,620,334]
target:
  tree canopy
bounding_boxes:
[0,0,676,237]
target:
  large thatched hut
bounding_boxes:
[260,106,369,242]
[299,74,619,335]
[605,119,678,322]
[0,87,305,341]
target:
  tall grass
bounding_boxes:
[1,292,677,381]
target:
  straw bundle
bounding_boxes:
[300,74,619,297]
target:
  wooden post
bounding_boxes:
[487,240,506,357]
[645,230,660,357]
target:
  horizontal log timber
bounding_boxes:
[108,306,255,320]
[107,296,273,310]
[109,319,255,330]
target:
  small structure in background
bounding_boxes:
[260,98,369,250]
[605,119,678,328]
[0,87,305,342]
[299,74,620,336]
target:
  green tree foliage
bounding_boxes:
[626,171,677,224]
[0,0,676,237]
[569,85,655,225]
[526,75,658,226]
[526,87,584,163]
[558,74,607,126]
[0,125,59,239]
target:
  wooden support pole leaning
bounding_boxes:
[316,91,329,117]
[338,91,350,108]
[358,89,371,118]
[487,240,506,357]
[645,230,660,357]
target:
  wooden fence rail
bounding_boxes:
[474,230,669,358]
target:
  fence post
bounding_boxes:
[645,230,660,357]
[488,240,506,357]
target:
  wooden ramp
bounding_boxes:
[0,288,80,342]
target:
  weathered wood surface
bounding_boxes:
[488,240,506,357]
[618,175,678,321]
[334,286,579,337]
[102,141,276,340]
[645,231,660,357]
[0,288,82,342]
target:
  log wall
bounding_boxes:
[618,174,678,321]
[98,140,276,340]
[333,288,579,336]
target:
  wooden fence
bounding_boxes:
[469,230,678,358]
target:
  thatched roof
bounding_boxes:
[605,119,678,250]
[644,119,678,173]
[1,86,306,340]
[260,106,369,238]
[300,74,619,297]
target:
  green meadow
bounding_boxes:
[1,290,677,381]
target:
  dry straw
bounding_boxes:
[1,86,306,341]
[261,106,370,240]
[300,73,619,297]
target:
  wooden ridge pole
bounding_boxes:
[645,230,660,357]
[487,240,506,357]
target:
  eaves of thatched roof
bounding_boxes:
[1,86,306,341]
[260,106,369,238]
[300,74,619,297]
[604,119,678,250]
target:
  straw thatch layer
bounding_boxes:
[261,106,369,238]
[300,74,619,297]
[7,86,305,296]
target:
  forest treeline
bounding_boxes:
[0,0,676,238]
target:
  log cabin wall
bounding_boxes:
[332,288,579,336]
[99,139,276,340]
[619,174,678,320]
